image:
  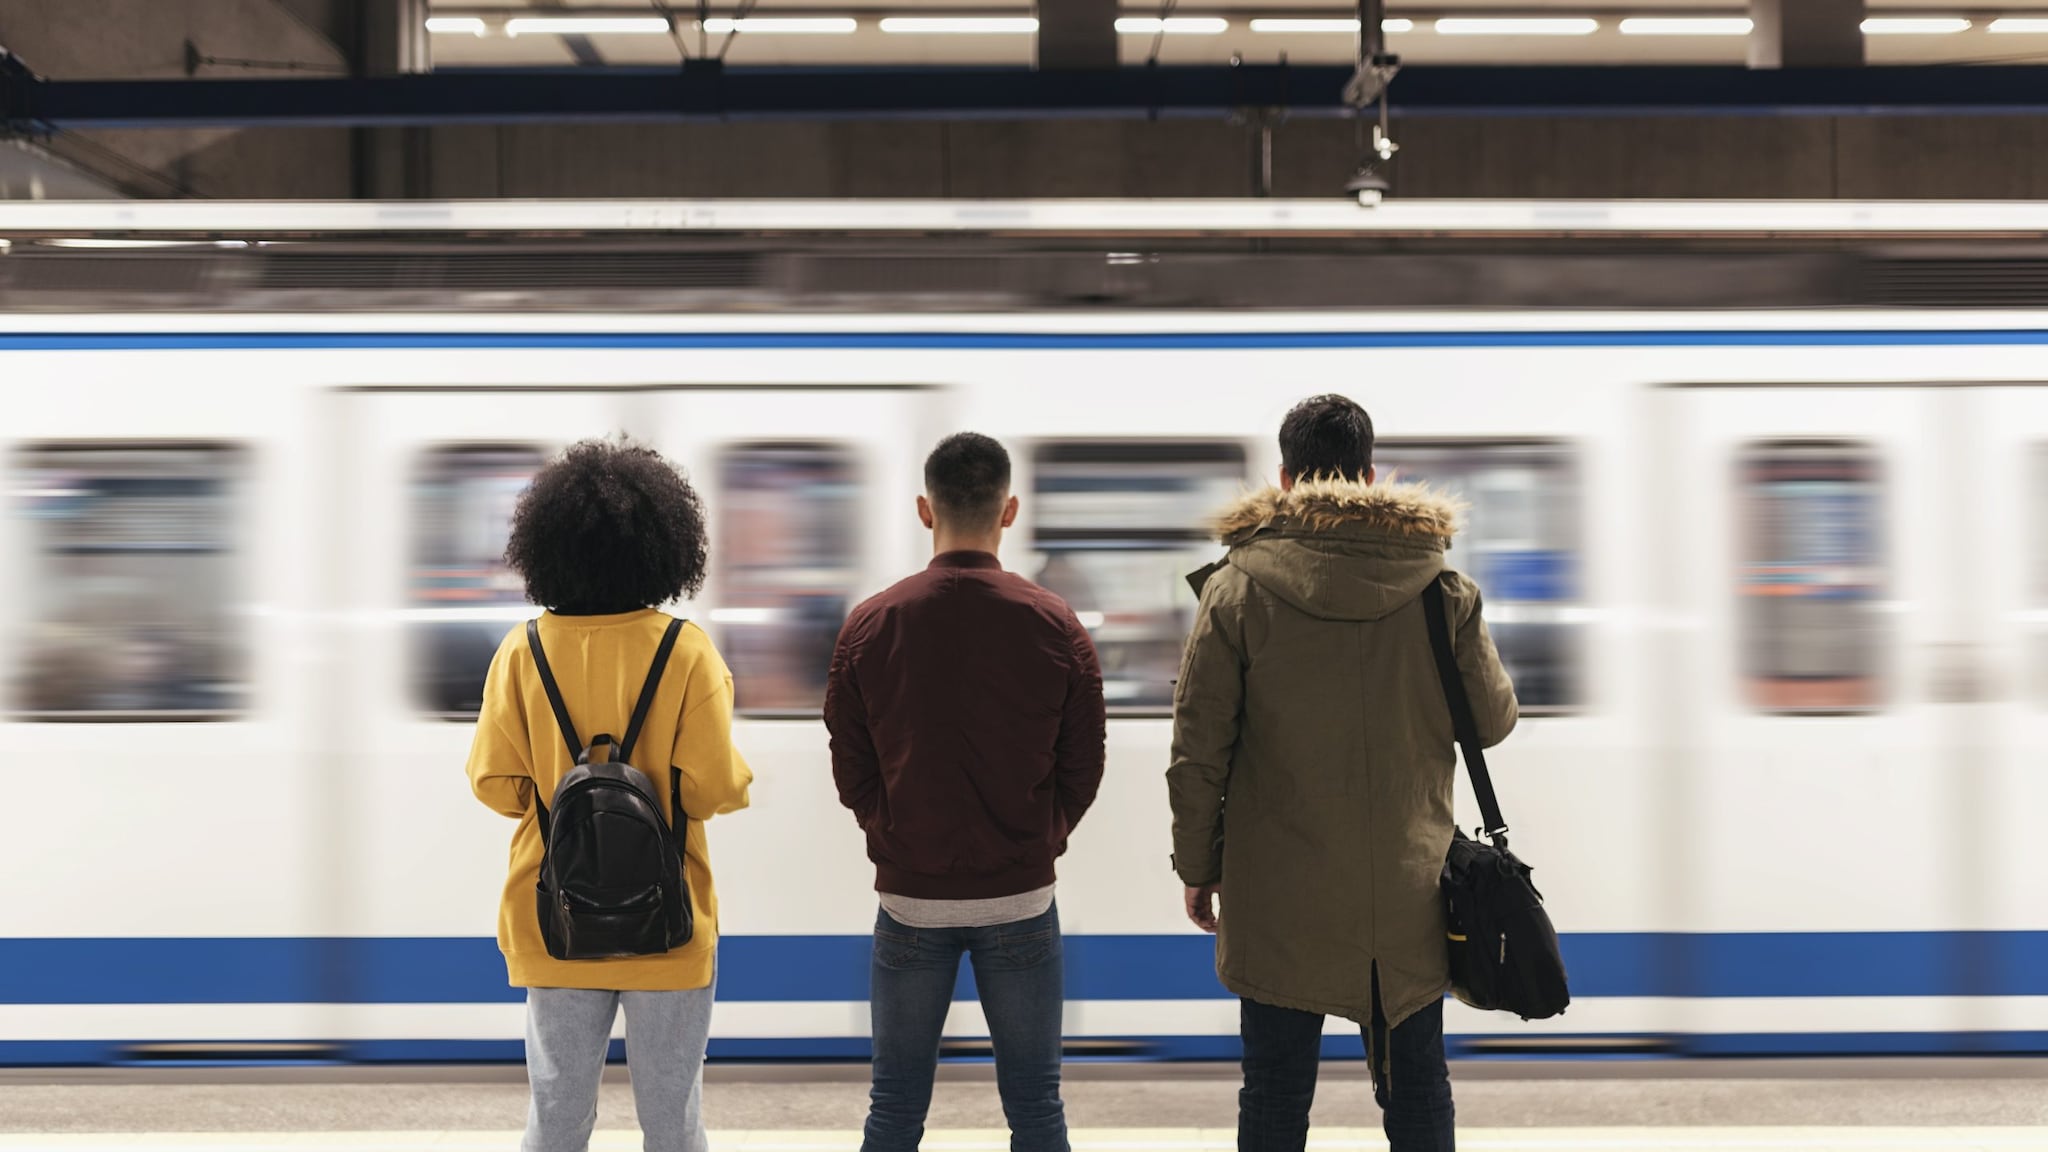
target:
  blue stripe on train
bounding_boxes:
[12,1032,2048,1068]
[4,329,2048,351]
[6,932,2048,1005]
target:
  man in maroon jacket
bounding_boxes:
[826,432,1107,1152]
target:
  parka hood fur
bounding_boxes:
[1210,477,1466,623]
[1213,476,1464,547]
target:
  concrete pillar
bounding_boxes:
[1036,0,1116,70]
[351,0,429,197]
[357,0,429,75]
[1751,0,1864,68]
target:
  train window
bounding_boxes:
[1379,442,1584,712]
[411,445,543,717]
[1736,443,1886,713]
[13,444,249,719]
[715,443,861,715]
[1030,441,1247,711]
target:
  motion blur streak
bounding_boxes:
[8,313,2048,1066]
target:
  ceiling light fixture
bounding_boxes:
[1988,17,2048,33]
[1618,17,1753,36]
[879,16,1038,32]
[1434,17,1599,35]
[38,238,209,249]
[1115,16,1229,33]
[1249,17,1413,33]
[504,16,671,36]
[424,16,488,35]
[1861,17,1971,34]
[702,17,858,33]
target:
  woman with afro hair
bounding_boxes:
[466,436,752,1152]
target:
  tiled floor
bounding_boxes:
[8,1064,2048,1150]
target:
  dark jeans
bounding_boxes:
[1239,990,1453,1152]
[863,903,1067,1152]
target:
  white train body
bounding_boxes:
[6,222,2048,1062]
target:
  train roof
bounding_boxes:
[3,198,2048,239]
[7,199,2048,311]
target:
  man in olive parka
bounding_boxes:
[1169,395,1518,1152]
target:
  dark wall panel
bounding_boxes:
[1833,117,2048,200]
[1382,117,1840,199]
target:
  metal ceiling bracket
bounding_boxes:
[1341,0,1399,203]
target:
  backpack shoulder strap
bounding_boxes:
[526,618,582,762]
[620,617,686,766]
[1421,574,1509,844]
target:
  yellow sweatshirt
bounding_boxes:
[466,609,752,991]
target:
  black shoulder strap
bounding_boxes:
[1422,575,1509,844]
[620,618,685,766]
[526,618,582,762]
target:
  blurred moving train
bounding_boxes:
[7,198,2048,1065]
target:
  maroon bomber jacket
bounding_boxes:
[824,550,1108,900]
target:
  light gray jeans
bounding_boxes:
[523,983,715,1152]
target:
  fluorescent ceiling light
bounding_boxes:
[1116,16,1229,33]
[38,238,207,249]
[1989,17,2048,33]
[1434,17,1598,35]
[424,16,487,35]
[879,16,1038,32]
[1618,17,1752,36]
[1861,17,1970,34]
[505,16,670,35]
[1249,17,1413,33]
[703,17,857,32]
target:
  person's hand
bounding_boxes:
[1184,884,1221,933]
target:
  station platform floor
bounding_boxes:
[5,1061,2048,1151]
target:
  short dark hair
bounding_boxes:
[1279,394,1374,482]
[924,432,1011,527]
[505,437,709,612]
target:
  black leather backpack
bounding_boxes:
[528,617,694,961]
[1422,576,1570,1021]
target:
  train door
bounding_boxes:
[648,386,940,956]
[329,387,623,981]
[1959,387,2048,1034]
[0,360,326,1056]
[1652,385,1975,1043]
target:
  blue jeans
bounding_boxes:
[1239,989,1453,1152]
[863,903,1068,1152]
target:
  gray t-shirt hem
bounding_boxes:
[878,885,1056,929]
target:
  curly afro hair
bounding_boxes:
[505,437,709,612]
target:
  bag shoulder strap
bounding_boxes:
[526,618,582,762]
[620,617,686,766]
[1421,574,1509,844]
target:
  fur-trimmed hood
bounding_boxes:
[1213,477,1463,548]
[1207,477,1465,623]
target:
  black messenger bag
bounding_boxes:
[528,616,695,961]
[1422,576,1570,1020]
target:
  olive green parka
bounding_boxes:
[1168,477,1518,1028]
